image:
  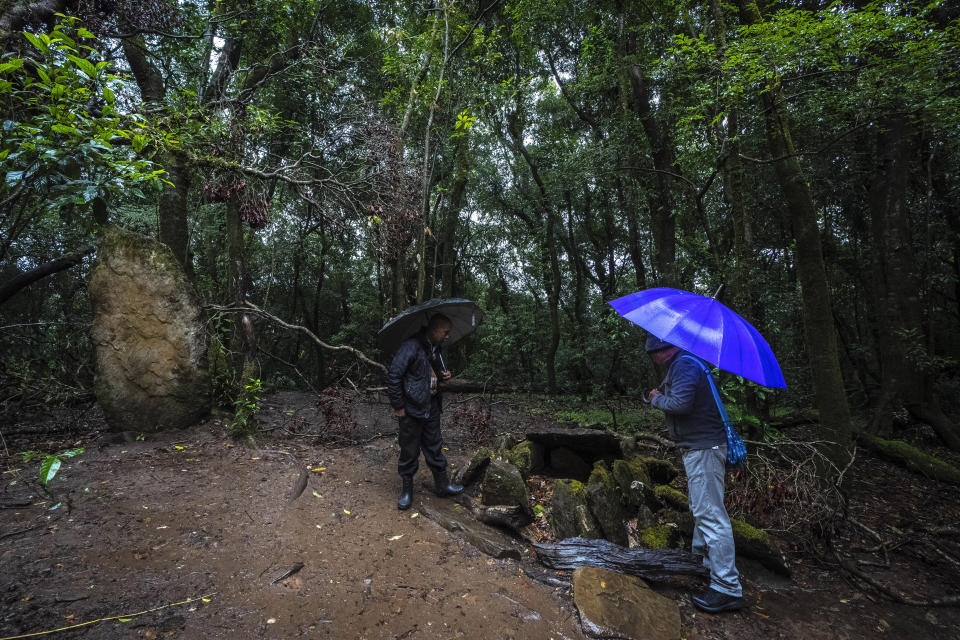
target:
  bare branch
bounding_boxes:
[210,301,387,374]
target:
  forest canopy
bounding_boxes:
[1,0,959,459]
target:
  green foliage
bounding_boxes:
[0,18,164,230]
[19,447,83,487]
[231,378,263,439]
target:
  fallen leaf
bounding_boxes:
[410,512,419,518]
[312,467,326,472]
[266,618,276,624]
[600,581,606,589]
[312,490,321,498]
[118,618,131,622]
[343,509,351,515]
[388,534,404,541]
[251,457,260,460]
[174,446,184,450]
[201,598,211,603]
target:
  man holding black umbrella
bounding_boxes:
[645,334,745,613]
[387,314,463,510]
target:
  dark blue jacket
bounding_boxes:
[650,352,725,450]
[387,331,442,419]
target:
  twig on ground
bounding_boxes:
[836,551,960,607]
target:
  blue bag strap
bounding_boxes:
[677,355,734,427]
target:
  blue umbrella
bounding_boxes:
[608,287,786,389]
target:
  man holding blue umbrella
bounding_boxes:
[611,286,785,612]
[645,334,744,613]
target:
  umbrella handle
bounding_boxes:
[712,284,725,300]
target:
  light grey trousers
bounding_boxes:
[682,445,742,597]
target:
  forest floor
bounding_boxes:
[2,390,960,640]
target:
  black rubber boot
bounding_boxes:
[397,475,414,510]
[432,469,464,497]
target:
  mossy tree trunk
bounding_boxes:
[736,0,854,472]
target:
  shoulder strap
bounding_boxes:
[678,355,733,426]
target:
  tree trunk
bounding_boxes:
[440,131,470,298]
[736,0,853,470]
[627,63,677,287]
[157,156,192,275]
[869,114,960,450]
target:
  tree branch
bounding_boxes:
[0,244,97,307]
[210,301,387,374]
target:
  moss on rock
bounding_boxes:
[654,485,689,511]
[638,524,680,549]
[586,463,628,546]
[481,458,528,507]
[731,519,790,576]
[612,456,654,511]
[505,440,544,480]
[549,479,601,540]
[642,457,679,484]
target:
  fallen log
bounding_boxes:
[533,537,708,582]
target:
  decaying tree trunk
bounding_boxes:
[534,538,708,581]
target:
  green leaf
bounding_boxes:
[59,448,84,458]
[40,455,61,486]
[102,86,115,104]
[23,32,47,53]
[50,123,78,135]
[77,28,96,39]
[66,54,97,78]
[0,58,25,74]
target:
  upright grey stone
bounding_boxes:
[89,227,209,432]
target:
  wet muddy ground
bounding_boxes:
[2,390,959,639]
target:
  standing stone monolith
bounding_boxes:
[89,226,209,432]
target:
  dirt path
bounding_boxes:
[2,393,960,639]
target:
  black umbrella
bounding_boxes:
[377,298,484,357]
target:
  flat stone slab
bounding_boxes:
[526,428,622,458]
[573,567,680,640]
[419,496,527,561]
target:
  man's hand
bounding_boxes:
[394,408,406,417]
[647,388,662,403]
[440,369,452,381]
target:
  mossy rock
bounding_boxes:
[642,457,679,484]
[863,435,960,485]
[660,509,694,537]
[505,440,545,480]
[612,456,654,511]
[455,447,493,487]
[586,463,628,546]
[637,523,681,549]
[549,478,601,540]
[635,504,657,529]
[481,458,529,508]
[732,519,790,576]
[494,432,523,452]
[654,485,689,511]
